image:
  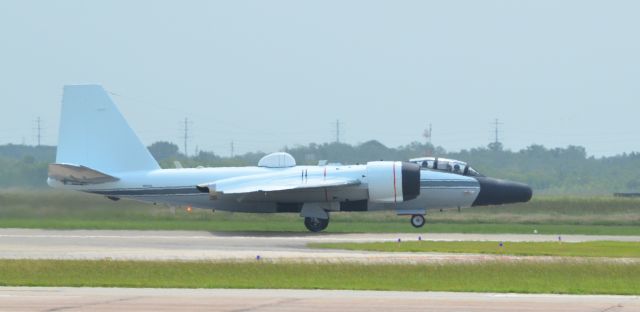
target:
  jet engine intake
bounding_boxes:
[366,161,420,203]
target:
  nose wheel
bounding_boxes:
[410,214,425,228]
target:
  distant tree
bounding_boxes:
[148,141,181,162]
[0,144,55,162]
[358,140,391,161]
[488,141,503,151]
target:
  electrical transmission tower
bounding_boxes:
[34,117,42,146]
[423,123,434,156]
[334,119,342,143]
[423,123,432,143]
[490,118,504,151]
[493,118,502,145]
[182,118,191,157]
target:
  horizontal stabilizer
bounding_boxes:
[48,163,120,185]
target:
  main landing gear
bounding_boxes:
[301,204,332,232]
[304,217,329,232]
[410,214,425,228]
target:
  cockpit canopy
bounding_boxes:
[408,157,483,177]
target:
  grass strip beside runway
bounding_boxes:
[3,191,640,235]
[3,218,640,235]
[309,241,640,258]
[0,260,639,295]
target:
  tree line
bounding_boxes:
[2,141,640,195]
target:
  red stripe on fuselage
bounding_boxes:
[324,167,328,201]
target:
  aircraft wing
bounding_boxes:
[198,172,360,196]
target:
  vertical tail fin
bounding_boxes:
[55,85,160,173]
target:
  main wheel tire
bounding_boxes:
[410,214,426,228]
[304,217,329,232]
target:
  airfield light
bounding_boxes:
[186,206,193,213]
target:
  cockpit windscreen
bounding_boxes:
[409,157,483,177]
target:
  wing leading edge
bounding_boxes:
[197,172,360,197]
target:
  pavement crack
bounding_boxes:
[44,295,144,312]
[228,297,302,312]
[598,297,640,312]
[598,304,624,312]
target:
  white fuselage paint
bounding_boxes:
[48,166,480,213]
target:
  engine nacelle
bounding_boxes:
[366,161,420,203]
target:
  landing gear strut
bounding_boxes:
[410,214,425,228]
[304,217,329,232]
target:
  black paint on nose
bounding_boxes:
[472,177,533,206]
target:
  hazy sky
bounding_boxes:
[1,1,638,157]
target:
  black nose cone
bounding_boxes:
[472,177,533,206]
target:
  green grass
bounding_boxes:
[2,190,640,235]
[0,259,639,295]
[310,240,640,258]
[2,218,640,236]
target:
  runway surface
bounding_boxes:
[2,230,639,311]
[1,287,638,312]
[1,228,639,263]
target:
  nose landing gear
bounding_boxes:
[410,214,425,228]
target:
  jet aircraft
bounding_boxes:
[48,85,532,232]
